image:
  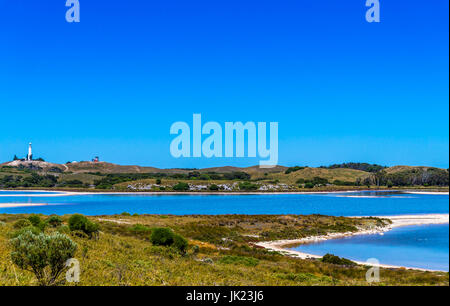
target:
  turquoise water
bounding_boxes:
[0,191,448,216]
[290,224,449,271]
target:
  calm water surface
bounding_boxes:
[0,191,448,216]
[290,224,449,271]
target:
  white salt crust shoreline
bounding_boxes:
[255,214,449,272]
[0,203,48,208]
[0,189,448,198]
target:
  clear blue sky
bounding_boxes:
[0,0,448,168]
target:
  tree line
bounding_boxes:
[358,167,449,187]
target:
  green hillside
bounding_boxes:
[0,160,448,191]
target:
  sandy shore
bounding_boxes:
[404,191,449,195]
[1,189,448,197]
[255,214,449,272]
[1,188,448,196]
[0,203,48,208]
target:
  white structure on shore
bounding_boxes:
[27,142,32,161]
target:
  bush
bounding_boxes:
[9,226,41,239]
[150,228,174,246]
[173,234,188,253]
[150,228,189,253]
[333,180,355,186]
[304,182,315,188]
[68,214,99,238]
[28,215,42,227]
[120,212,131,216]
[57,225,70,234]
[239,181,258,191]
[208,184,219,191]
[199,174,210,180]
[321,253,356,267]
[155,179,162,185]
[13,219,32,229]
[285,166,305,174]
[173,182,189,191]
[10,230,77,286]
[46,216,63,228]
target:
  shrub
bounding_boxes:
[9,226,41,239]
[238,181,258,191]
[173,182,189,191]
[296,178,305,184]
[199,174,210,180]
[28,215,42,227]
[10,230,77,286]
[321,253,356,267]
[173,234,188,253]
[150,228,174,246]
[285,166,305,174]
[13,219,32,229]
[120,212,131,216]
[27,214,47,231]
[68,214,99,238]
[46,216,63,228]
[57,225,70,234]
[208,184,219,191]
[311,177,329,185]
[155,179,162,185]
[191,245,200,255]
[150,228,189,254]
[304,182,315,188]
[333,180,355,186]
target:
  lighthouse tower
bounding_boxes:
[27,142,32,161]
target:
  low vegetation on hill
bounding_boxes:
[0,213,447,286]
[0,161,448,191]
[319,163,387,173]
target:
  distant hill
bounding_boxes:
[199,165,287,174]
[65,161,166,174]
[1,160,448,190]
[0,161,287,175]
[2,160,447,176]
[1,160,67,173]
[62,162,288,175]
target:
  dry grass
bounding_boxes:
[0,214,448,286]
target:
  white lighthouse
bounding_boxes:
[27,142,32,161]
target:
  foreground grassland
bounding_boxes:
[0,214,448,286]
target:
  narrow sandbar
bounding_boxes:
[0,203,48,208]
